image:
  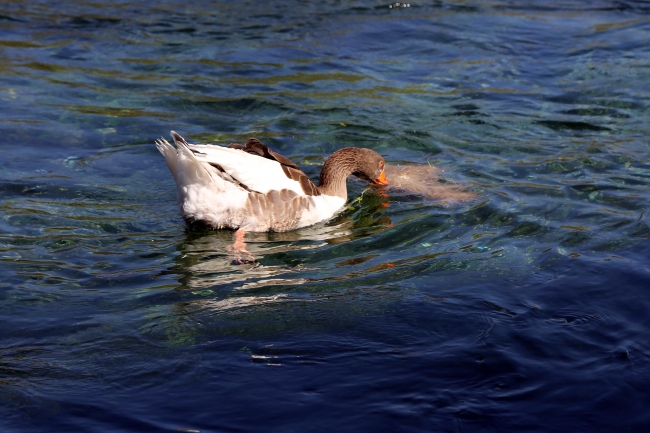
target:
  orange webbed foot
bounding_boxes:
[227,229,255,265]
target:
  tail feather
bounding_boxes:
[156,131,215,188]
[155,137,182,185]
[156,131,251,226]
[171,130,191,149]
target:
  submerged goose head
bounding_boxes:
[318,147,388,199]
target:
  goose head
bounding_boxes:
[318,147,388,199]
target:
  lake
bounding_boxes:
[1,1,650,431]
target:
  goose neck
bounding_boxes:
[317,149,359,198]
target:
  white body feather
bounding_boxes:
[156,133,345,232]
[187,144,306,196]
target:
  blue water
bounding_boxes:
[2,1,650,431]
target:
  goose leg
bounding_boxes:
[227,229,255,264]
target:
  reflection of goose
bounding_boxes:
[178,227,344,291]
[156,131,387,261]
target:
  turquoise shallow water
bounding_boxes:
[1,1,650,431]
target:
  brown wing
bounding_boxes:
[228,138,321,196]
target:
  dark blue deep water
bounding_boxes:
[2,1,650,432]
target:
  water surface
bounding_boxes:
[1,1,650,432]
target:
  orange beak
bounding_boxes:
[374,170,388,185]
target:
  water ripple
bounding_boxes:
[1,1,650,431]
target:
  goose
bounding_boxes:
[156,131,388,261]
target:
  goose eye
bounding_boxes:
[379,161,384,169]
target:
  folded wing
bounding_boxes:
[172,132,320,197]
